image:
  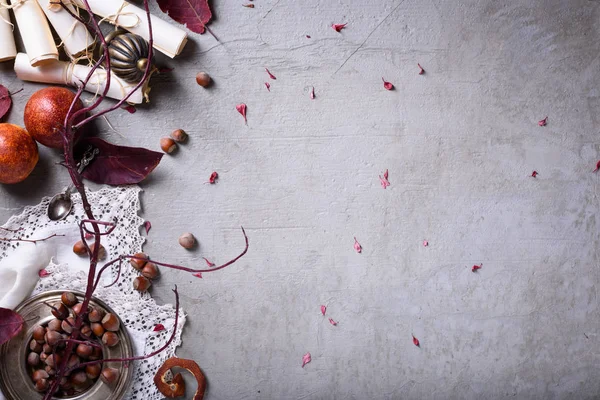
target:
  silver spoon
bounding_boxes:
[47,147,99,221]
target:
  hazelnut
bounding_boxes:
[195,71,211,87]
[178,232,196,249]
[90,242,107,260]
[51,302,69,319]
[76,343,93,359]
[160,137,177,154]
[133,276,152,292]
[47,318,63,333]
[100,367,120,384]
[70,370,89,388]
[39,352,48,362]
[101,313,120,332]
[45,366,56,376]
[61,291,78,307]
[67,354,80,369]
[102,331,120,347]
[88,307,105,323]
[45,330,62,346]
[141,262,160,280]
[89,346,103,361]
[32,325,46,342]
[34,378,49,392]
[27,352,40,366]
[30,339,43,353]
[45,353,61,368]
[72,240,87,256]
[32,369,49,381]
[91,322,105,337]
[59,376,72,390]
[130,252,148,270]
[42,343,52,354]
[80,324,92,338]
[71,303,83,316]
[85,364,101,380]
[170,128,188,143]
[61,317,75,334]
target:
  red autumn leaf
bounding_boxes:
[265,82,270,92]
[76,138,163,186]
[328,318,338,326]
[412,335,420,347]
[538,116,547,127]
[332,23,347,32]
[0,85,11,120]
[593,160,600,172]
[310,87,315,99]
[156,0,212,34]
[0,308,24,346]
[320,305,326,316]
[122,104,136,114]
[472,264,482,272]
[353,237,362,253]
[202,257,215,267]
[38,269,50,278]
[418,63,425,75]
[382,78,394,90]
[193,272,203,278]
[144,221,152,234]
[301,352,311,367]
[531,171,538,178]
[265,68,276,80]
[153,324,165,332]
[236,103,247,125]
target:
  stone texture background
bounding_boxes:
[1,0,600,399]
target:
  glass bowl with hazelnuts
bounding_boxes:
[0,290,133,399]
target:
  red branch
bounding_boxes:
[0,233,64,243]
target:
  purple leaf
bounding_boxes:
[76,137,163,186]
[144,221,151,234]
[0,308,24,346]
[157,0,212,34]
[0,85,12,120]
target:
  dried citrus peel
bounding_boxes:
[153,357,206,400]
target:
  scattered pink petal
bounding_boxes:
[306,35,311,38]
[202,257,215,267]
[207,171,218,184]
[383,169,389,180]
[242,3,254,7]
[382,77,394,90]
[418,63,425,75]
[143,221,151,234]
[310,87,315,99]
[122,104,136,114]
[153,324,165,332]
[538,116,547,127]
[379,169,390,189]
[423,240,428,247]
[332,23,347,32]
[531,171,538,178]
[38,269,50,278]
[353,237,362,253]
[265,68,276,80]
[412,335,420,347]
[320,305,326,316]
[301,352,311,367]
[236,103,247,125]
[472,264,482,272]
[265,82,270,91]
[593,160,600,172]
[328,318,338,326]
[193,272,203,278]
[84,232,93,240]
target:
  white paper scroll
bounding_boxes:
[72,0,187,58]
[14,53,145,104]
[0,7,16,62]
[10,0,58,66]
[37,0,95,58]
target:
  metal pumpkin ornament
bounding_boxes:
[105,30,153,84]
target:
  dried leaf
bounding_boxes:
[202,257,215,267]
[320,305,326,316]
[382,78,394,90]
[328,318,338,326]
[332,23,347,32]
[353,237,362,253]
[306,35,311,38]
[0,85,11,120]
[301,352,311,367]
[208,171,218,184]
[243,3,254,7]
[0,308,24,346]
[157,0,212,34]
[193,272,203,278]
[538,116,547,127]
[593,160,600,172]
[531,171,538,178]
[236,103,247,125]
[265,82,270,91]
[472,264,482,272]
[418,63,425,75]
[412,335,420,347]
[153,324,165,332]
[76,138,163,185]
[144,221,152,234]
[423,240,428,247]
[265,68,276,80]
[38,269,50,278]
[122,104,136,114]
[310,87,315,99]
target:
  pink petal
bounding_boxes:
[423,240,428,247]
[320,305,326,316]
[301,352,311,367]
[593,160,600,172]
[203,257,215,267]
[143,221,151,234]
[84,232,93,240]
[265,82,270,91]
[310,87,315,99]
[353,237,362,253]
[538,116,547,127]
[531,171,538,178]
[328,318,338,326]
[193,272,203,278]
[265,68,276,80]
[412,335,420,347]
[472,264,482,272]
[38,269,50,278]
[236,103,247,124]
[383,169,389,180]
[382,78,394,90]
[379,176,390,189]
[153,324,165,332]
[306,35,311,39]
[418,63,425,75]
[122,104,136,114]
[332,23,347,32]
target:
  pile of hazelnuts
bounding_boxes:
[130,252,160,292]
[27,291,121,396]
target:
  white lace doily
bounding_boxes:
[1,186,185,400]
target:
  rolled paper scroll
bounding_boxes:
[37,0,95,58]
[14,53,145,104]
[9,0,58,66]
[72,0,187,58]
[0,7,17,62]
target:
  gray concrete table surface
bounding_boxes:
[1,0,599,399]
